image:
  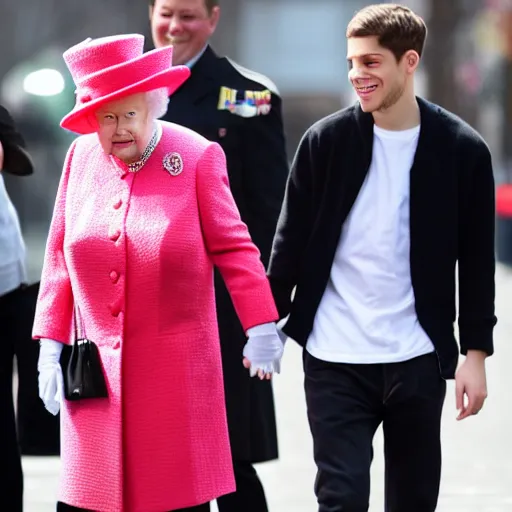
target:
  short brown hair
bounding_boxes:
[148,0,219,13]
[346,4,427,61]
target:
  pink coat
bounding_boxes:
[32,122,279,511]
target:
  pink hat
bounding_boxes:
[60,34,190,134]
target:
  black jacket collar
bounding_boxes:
[175,45,220,104]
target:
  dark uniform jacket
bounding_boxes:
[162,45,289,462]
[268,97,496,380]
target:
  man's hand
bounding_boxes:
[455,350,488,420]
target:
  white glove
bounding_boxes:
[243,322,284,377]
[37,339,64,416]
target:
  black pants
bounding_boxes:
[216,460,268,512]
[0,285,32,512]
[1,281,59,456]
[57,460,267,511]
[304,350,446,512]
[176,460,268,511]
[1,283,60,512]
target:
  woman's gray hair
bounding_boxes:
[146,88,170,119]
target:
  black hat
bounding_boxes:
[0,105,34,176]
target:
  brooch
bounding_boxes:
[163,152,183,176]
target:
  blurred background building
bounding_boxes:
[1,0,511,280]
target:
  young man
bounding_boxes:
[268,4,496,511]
[149,1,289,511]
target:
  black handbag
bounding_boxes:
[63,304,109,401]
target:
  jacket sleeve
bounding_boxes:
[457,140,497,355]
[267,129,315,319]
[32,141,77,344]
[241,92,289,267]
[196,141,278,331]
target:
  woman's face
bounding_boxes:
[95,93,153,164]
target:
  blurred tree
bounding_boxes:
[424,0,480,127]
[423,0,461,115]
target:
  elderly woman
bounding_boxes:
[34,34,284,512]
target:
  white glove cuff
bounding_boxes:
[39,338,64,366]
[246,322,277,337]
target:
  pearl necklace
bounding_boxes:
[126,122,162,173]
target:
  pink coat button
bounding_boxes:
[110,271,119,283]
[113,199,122,210]
[109,229,121,242]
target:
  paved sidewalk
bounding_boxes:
[22,264,512,511]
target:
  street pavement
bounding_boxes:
[21,261,512,511]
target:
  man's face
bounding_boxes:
[347,36,412,114]
[95,93,152,164]
[150,0,220,66]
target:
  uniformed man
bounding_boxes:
[149,1,289,511]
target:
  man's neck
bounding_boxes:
[372,92,420,131]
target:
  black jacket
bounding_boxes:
[163,46,289,461]
[268,97,496,379]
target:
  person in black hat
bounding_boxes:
[0,104,34,511]
[0,106,34,176]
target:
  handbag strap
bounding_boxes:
[74,304,86,340]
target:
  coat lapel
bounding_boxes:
[320,105,373,265]
[409,98,448,262]
[350,97,447,267]
[346,105,374,219]
[410,98,444,201]
[173,45,219,105]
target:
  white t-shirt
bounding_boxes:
[0,174,27,296]
[306,124,435,363]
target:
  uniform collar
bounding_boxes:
[185,44,209,69]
